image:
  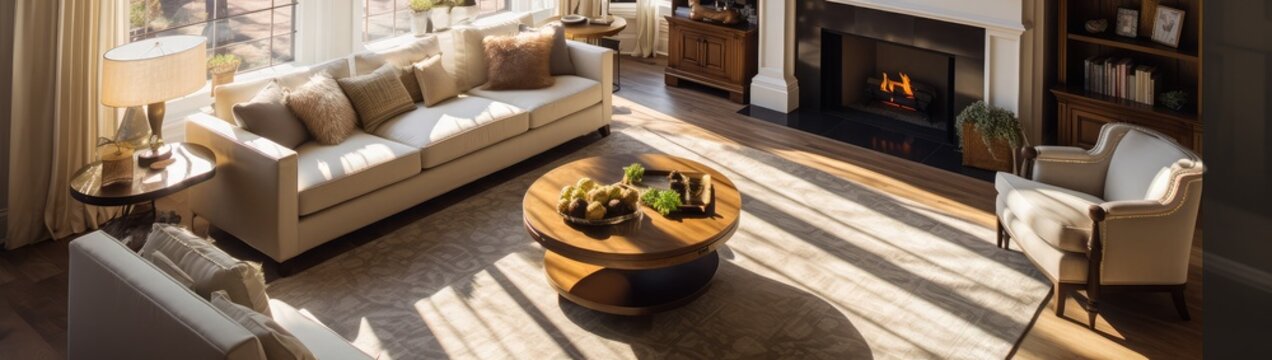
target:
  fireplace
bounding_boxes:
[743,0,1000,179]
[816,4,985,144]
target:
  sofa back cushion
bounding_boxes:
[140,224,273,317]
[1104,129,1189,201]
[452,17,528,90]
[353,35,442,75]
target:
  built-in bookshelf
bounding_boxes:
[1053,0,1203,152]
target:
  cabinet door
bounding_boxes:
[1069,107,1116,149]
[677,32,705,70]
[699,33,729,77]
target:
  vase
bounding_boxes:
[432,10,451,31]
[411,10,432,36]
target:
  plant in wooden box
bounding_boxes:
[956,101,1027,173]
[207,54,240,94]
[410,0,435,36]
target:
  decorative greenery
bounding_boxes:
[955,100,1024,154]
[641,189,682,216]
[207,54,241,73]
[622,163,645,184]
[410,0,435,12]
[129,0,167,29]
[1160,90,1189,111]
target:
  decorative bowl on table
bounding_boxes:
[557,178,643,226]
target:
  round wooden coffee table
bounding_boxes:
[523,154,741,315]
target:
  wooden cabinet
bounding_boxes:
[665,15,757,104]
[1055,88,1201,152]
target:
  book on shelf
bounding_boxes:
[1085,57,1157,105]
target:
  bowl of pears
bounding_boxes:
[557,177,643,226]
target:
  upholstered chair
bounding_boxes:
[995,123,1204,327]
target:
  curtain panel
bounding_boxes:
[6,0,126,249]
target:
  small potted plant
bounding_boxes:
[208,53,241,93]
[956,101,1027,173]
[410,0,435,36]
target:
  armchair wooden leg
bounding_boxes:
[1086,284,1100,328]
[1172,285,1191,321]
[597,125,611,137]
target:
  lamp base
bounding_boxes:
[137,144,172,167]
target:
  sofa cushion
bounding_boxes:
[287,72,359,145]
[352,35,441,75]
[296,132,421,215]
[1104,130,1189,202]
[452,20,524,91]
[233,81,309,149]
[269,300,376,359]
[468,75,601,128]
[373,96,528,169]
[140,224,272,317]
[412,55,459,107]
[337,64,416,133]
[211,291,316,360]
[481,28,556,90]
[995,172,1104,253]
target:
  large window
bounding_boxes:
[362,0,512,43]
[129,0,297,73]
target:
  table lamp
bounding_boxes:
[102,35,207,166]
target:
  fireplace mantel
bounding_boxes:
[827,0,1025,35]
[752,0,1031,118]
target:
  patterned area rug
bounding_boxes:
[267,125,1049,359]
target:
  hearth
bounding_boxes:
[743,0,996,180]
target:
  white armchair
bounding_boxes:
[996,123,1204,327]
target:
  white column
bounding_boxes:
[750,0,799,113]
[985,28,1022,115]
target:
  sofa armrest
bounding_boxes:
[186,113,300,261]
[1091,172,1203,285]
[69,231,266,360]
[567,41,614,123]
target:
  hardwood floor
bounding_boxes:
[0,56,1201,359]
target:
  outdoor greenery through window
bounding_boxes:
[363,0,510,43]
[129,0,297,75]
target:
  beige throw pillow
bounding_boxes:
[286,72,359,145]
[210,291,316,360]
[453,20,523,90]
[482,28,555,90]
[412,55,460,107]
[140,224,272,317]
[143,250,196,289]
[337,64,416,133]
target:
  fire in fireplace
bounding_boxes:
[864,72,935,120]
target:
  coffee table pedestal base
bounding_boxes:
[544,250,720,316]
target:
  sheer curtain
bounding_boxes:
[6,0,126,248]
[631,0,659,57]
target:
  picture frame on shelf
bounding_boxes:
[1151,5,1185,48]
[1116,8,1139,37]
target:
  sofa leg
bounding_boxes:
[598,125,611,137]
[1055,284,1068,317]
[996,219,1004,248]
[1172,286,1191,321]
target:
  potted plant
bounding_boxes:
[955,101,1028,173]
[409,0,435,36]
[207,53,241,93]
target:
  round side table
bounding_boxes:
[550,15,627,92]
[70,142,216,244]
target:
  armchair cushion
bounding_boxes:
[995,173,1103,253]
[296,132,421,216]
[1104,130,1190,201]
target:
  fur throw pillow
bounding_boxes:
[482,28,555,90]
[286,72,359,145]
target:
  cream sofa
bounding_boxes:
[187,28,614,265]
[68,231,374,359]
[997,123,1204,327]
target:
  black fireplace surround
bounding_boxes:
[744,1,992,179]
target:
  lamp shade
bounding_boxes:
[101,35,207,107]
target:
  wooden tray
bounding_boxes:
[639,169,715,214]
